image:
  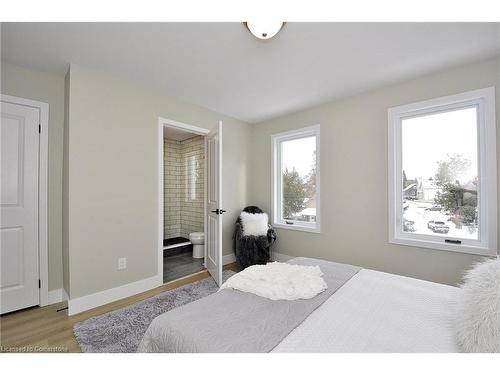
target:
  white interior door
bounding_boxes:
[0,101,40,314]
[206,121,223,286]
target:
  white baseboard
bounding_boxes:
[222,252,236,265]
[67,253,236,316]
[67,275,162,316]
[272,252,295,262]
[48,289,64,305]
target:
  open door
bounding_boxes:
[205,121,224,286]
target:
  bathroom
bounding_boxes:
[163,126,205,283]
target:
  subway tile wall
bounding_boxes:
[179,136,205,238]
[164,135,204,239]
[164,139,182,239]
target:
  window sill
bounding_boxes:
[273,222,321,234]
[389,236,497,257]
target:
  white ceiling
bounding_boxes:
[2,23,499,123]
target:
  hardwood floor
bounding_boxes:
[0,263,239,353]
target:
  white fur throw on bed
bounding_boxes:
[455,257,500,353]
[220,262,328,300]
[240,212,269,236]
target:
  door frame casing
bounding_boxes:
[1,94,49,307]
[157,117,210,282]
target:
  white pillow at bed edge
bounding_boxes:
[240,211,268,236]
[455,257,500,353]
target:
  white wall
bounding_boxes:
[250,56,500,286]
[4,54,498,304]
[65,64,250,299]
[1,61,64,292]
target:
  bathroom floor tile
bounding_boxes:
[163,252,205,283]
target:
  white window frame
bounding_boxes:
[271,125,321,233]
[388,87,497,256]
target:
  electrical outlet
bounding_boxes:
[118,257,127,270]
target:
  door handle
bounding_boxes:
[211,209,227,215]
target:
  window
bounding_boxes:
[388,88,497,256]
[272,125,320,233]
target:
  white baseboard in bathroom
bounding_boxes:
[222,252,236,265]
[164,241,191,250]
[67,275,162,316]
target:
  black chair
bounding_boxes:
[233,206,277,269]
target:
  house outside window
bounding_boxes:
[271,125,321,233]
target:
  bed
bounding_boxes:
[137,257,460,353]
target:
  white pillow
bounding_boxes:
[240,211,268,236]
[455,257,500,352]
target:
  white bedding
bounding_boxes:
[273,269,460,352]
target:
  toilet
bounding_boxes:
[189,232,205,259]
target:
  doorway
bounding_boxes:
[158,118,223,286]
[0,95,49,314]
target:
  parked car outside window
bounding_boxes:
[427,220,450,234]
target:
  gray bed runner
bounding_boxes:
[137,257,360,352]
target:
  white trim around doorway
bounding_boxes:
[158,117,210,283]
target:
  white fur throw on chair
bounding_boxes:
[240,212,269,236]
[455,257,500,353]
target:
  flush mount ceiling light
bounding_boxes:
[245,21,284,40]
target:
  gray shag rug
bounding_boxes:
[74,271,235,352]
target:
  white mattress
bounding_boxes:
[273,269,460,352]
